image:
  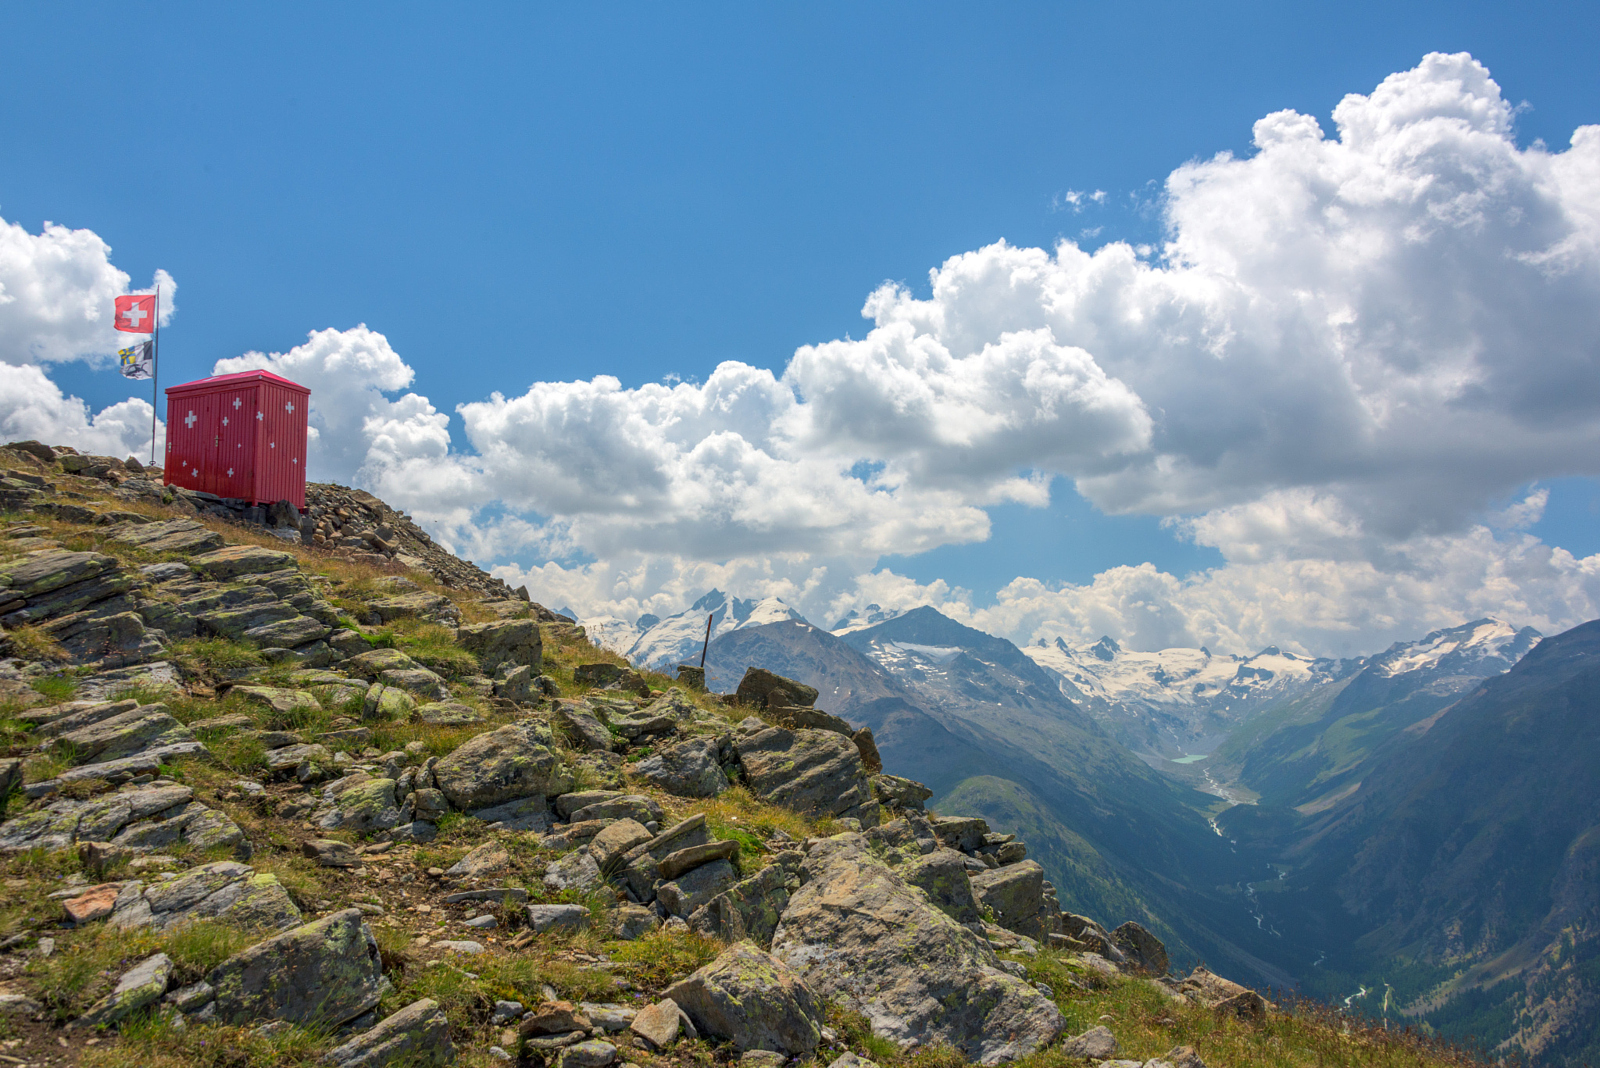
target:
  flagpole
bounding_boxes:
[150,286,160,468]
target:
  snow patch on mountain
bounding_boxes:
[832,604,903,634]
[581,615,642,656]
[1369,618,1541,678]
[1025,637,1343,712]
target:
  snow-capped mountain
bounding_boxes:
[579,615,645,656]
[1020,617,1541,759]
[831,603,903,634]
[1027,636,1347,714]
[1364,617,1540,680]
[1022,635,1355,756]
[587,590,808,673]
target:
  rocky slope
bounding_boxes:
[0,440,1495,1068]
[702,613,1304,995]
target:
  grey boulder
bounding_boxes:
[1112,920,1169,976]
[631,736,727,799]
[736,727,879,826]
[325,998,454,1068]
[70,952,172,1029]
[1062,1025,1119,1059]
[457,619,543,676]
[969,861,1058,943]
[770,834,1062,1065]
[657,858,737,918]
[110,860,301,931]
[207,908,386,1027]
[526,904,590,934]
[664,941,823,1056]
[432,721,571,810]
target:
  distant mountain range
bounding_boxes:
[585,589,804,672]
[1023,636,1358,759]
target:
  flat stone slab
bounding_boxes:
[110,860,302,931]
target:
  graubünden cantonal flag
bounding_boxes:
[113,294,156,333]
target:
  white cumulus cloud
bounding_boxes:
[211,325,452,500]
[0,362,165,461]
[0,215,175,367]
[456,52,1600,654]
[0,213,174,457]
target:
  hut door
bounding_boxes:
[214,388,254,500]
[198,393,223,495]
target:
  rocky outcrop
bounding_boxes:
[771,834,1063,1065]
[658,859,737,917]
[70,953,173,1029]
[688,851,804,946]
[0,782,248,858]
[207,908,387,1027]
[736,727,879,827]
[969,861,1060,943]
[314,774,403,834]
[109,860,302,931]
[575,663,650,695]
[432,721,571,810]
[325,998,455,1068]
[1112,921,1169,975]
[903,848,982,925]
[1175,966,1268,1021]
[632,736,728,798]
[735,667,819,709]
[664,942,823,1056]
[457,619,543,676]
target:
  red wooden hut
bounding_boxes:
[164,370,310,509]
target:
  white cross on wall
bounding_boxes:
[222,417,229,426]
[256,411,263,420]
[184,411,197,429]
[233,398,242,409]
[227,467,234,477]
[123,303,148,327]
[286,402,294,412]
[270,441,276,448]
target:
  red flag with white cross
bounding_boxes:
[114,294,156,333]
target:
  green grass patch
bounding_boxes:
[171,637,264,679]
[28,672,78,702]
[160,920,264,981]
[26,926,163,1021]
[81,1013,336,1068]
[611,927,722,989]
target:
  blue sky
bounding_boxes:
[4,3,1600,653]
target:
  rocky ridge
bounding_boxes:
[0,440,1471,1068]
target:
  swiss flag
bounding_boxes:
[114,294,156,333]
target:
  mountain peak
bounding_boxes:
[831,602,904,635]
[1090,635,1121,661]
[691,588,729,613]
